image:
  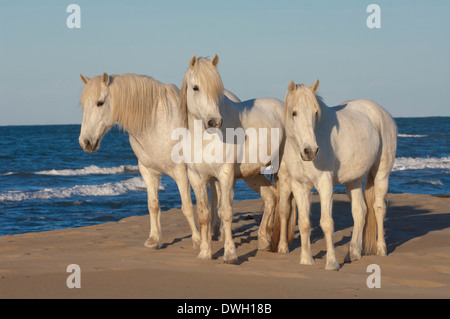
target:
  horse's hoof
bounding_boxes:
[377,250,387,256]
[223,257,238,264]
[325,260,340,271]
[144,238,161,249]
[300,255,315,265]
[345,248,361,263]
[277,244,289,254]
[258,237,271,251]
[197,250,212,260]
[223,250,238,263]
[377,244,387,256]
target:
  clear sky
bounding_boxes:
[1,0,449,125]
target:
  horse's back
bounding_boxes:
[338,99,397,156]
[340,99,395,130]
[345,99,397,172]
[328,99,396,181]
[238,97,285,130]
[316,100,378,183]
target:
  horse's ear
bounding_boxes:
[80,74,90,85]
[101,72,110,87]
[189,55,197,69]
[310,80,319,95]
[211,54,219,67]
[288,80,296,94]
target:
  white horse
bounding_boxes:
[274,80,397,270]
[180,54,286,262]
[78,73,200,249]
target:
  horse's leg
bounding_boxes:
[273,160,291,253]
[345,178,366,262]
[209,179,222,240]
[209,179,234,241]
[373,172,390,256]
[218,164,237,263]
[316,175,339,270]
[139,162,163,249]
[243,174,277,251]
[291,179,314,265]
[188,169,212,259]
[173,165,201,248]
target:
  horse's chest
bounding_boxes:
[285,156,308,182]
[129,134,175,171]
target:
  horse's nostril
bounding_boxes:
[207,118,222,128]
[304,148,311,156]
[84,139,91,148]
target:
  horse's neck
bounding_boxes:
[114,91,185,139]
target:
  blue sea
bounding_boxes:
[0,117,449,236]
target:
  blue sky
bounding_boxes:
[1,0,449,125]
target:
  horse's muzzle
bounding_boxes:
[80,138,100,153]
[207,118,223,129]
[301,146,319,161]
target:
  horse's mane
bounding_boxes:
[180,57,224,121]
[82,74,181,132]
[285,84,323,121]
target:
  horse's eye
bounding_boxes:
[193,85,199,91]
[97,101,104,107]
[292,111,297,117]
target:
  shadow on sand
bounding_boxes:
[283,198,450,256]
[162,197,450,266]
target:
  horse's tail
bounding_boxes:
[363,169,378,255]
[271,181,296,252]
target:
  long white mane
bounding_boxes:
[81,73,181,132]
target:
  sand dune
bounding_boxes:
[0,193,449,299]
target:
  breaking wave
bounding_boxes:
[0,177,163,202]
[35,165,139,176]
[393,157,450,171]
[397,134,427,138]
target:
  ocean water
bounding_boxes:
[0,117,449,236]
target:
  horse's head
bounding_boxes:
[78,72,115,152]
[181,54,224,131]
[285,80,321,161]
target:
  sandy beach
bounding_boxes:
[0,193,449,299]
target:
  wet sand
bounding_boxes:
[0,193,449,299]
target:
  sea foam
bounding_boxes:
[0,177,163,202]
[393,156,450,171]
[397,134,427,138]
[36,164,139,176]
